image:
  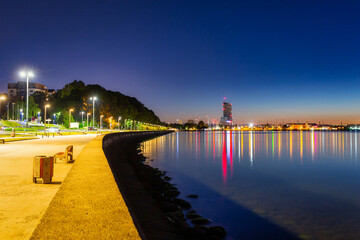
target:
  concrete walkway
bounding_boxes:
[0,134,97,240]
[30,135,141,239]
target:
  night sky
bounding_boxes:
[1,0,359,124]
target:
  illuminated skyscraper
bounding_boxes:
[220,98,233,126]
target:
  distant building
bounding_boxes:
[8,81,48,97]
[221,101,233,126]
[187,119,195,125]
[285,122,318,130]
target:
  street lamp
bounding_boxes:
[19,70,34,127]
[0,96,6,120]
[37,111,40,124]
[44,104,50,134]
[89,97,97,129]
[100,115,103,131]
[12,103,15,120]
[118,116,121,130]
[69,109,74,133]
[109,117,113,130]
[81,111,84,128]
[87,113,91,131]
[53,113,56,124]
[20,109,23,121]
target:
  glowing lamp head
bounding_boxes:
[69,109,74,112]
[19,71,34,78]
[45,104,50,108]
[0,96,6,100]
[249,123,254,128]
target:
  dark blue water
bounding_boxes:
[142,131,360,240]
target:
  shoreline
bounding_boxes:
[103,131,226,240]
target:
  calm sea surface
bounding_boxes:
[142,131,360,240]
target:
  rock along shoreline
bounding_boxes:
[103,131,226,240]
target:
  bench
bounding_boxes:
[0,139,4,144]
[54,145,73,163]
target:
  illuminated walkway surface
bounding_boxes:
[0,135,95,239]
[30,135,141,240]
[0,135,97,240]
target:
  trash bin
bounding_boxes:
[33,156,54,184]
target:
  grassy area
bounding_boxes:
[0,120,22,128]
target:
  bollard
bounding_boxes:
[11,128,15,137]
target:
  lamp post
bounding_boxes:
[20,109,23,121]
[109,117,113,130]
[0,96,5,120]
[19,70,34,127]
[118,116,121,130]
[12,103,15,120]
[81,111,84,128]
[53,113,56,124]
[37,111,40,124]
[100,115,103,131]
[7,102,9,120]
[44,104,50,134]
[69,109,74,133]
[90,97,97,129]
[87,113,90,131]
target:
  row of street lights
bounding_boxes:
[2,70,161,131]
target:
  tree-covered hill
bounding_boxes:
[48,80,161,128]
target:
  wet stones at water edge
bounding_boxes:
[136,149,227,240]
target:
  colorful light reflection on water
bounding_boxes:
[142,131,360,240]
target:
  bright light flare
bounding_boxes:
[249,123,254,128]
[19,70,34,78]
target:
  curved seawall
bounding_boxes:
[102,131,186,240]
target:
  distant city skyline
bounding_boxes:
[1,1,359,124]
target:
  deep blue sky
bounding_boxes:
[1,0,359,124]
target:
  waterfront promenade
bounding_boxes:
[30,135,141,239]
[0,134,96,240]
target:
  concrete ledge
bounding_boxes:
[30,135,141,239]
[103,131,185,240]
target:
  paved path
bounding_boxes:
[30,135,141,239]
[0,134,97,240]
